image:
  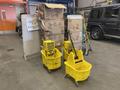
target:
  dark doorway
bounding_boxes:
[75,0,78,8]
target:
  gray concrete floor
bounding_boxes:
[0,34,120,90]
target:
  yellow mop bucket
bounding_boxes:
[41,48,62,72]
[64,50,92,86]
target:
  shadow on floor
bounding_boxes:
[92,37,120,45]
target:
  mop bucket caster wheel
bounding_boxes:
[48,69,51,73]
[75,81,79,87]
[42,64,51,73]
[64,74,69,78]
[85,51,89,56]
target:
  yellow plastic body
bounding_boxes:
[64,50,92,82]
[63,41,72,61]
[43,40,55,51]
[41,48,62,70]
[64,48,69,61]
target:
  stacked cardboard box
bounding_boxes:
[38,3,66,47]
[67,15,83,50]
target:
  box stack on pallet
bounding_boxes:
[38,3,66,49]
[67,15,83,50]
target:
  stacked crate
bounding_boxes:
[67,15,83,50]
[38,3,66,48]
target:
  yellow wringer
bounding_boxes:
[41,40,62,72]
[63,41,72,61]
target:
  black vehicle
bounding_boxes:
[88,4,120,40]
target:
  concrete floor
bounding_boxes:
[0,34,120,90]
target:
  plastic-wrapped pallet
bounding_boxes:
[38,3,66,20]
[40,19,64,47]
[38,3,66,48]
[67,15,83,50]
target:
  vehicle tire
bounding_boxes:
[91,27,104,40]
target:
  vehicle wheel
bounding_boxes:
[91,27,103,40]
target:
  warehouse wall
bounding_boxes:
[0,0,26,32]
[16,4,25,17]
[0,4,16,31]
[0,0,25,4]
[0,4,26,31]
[0,5,16,21]
[78,0,107,8]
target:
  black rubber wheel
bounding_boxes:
[91,27,104,40]
[48,69,51,73]
[75,81,79,87]
[18,26,22,38]
[64,74,69,78]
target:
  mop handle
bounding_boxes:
[68,30,78,58]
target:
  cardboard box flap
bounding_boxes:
[45,3,66,9]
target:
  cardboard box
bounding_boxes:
[38,3,66,20]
